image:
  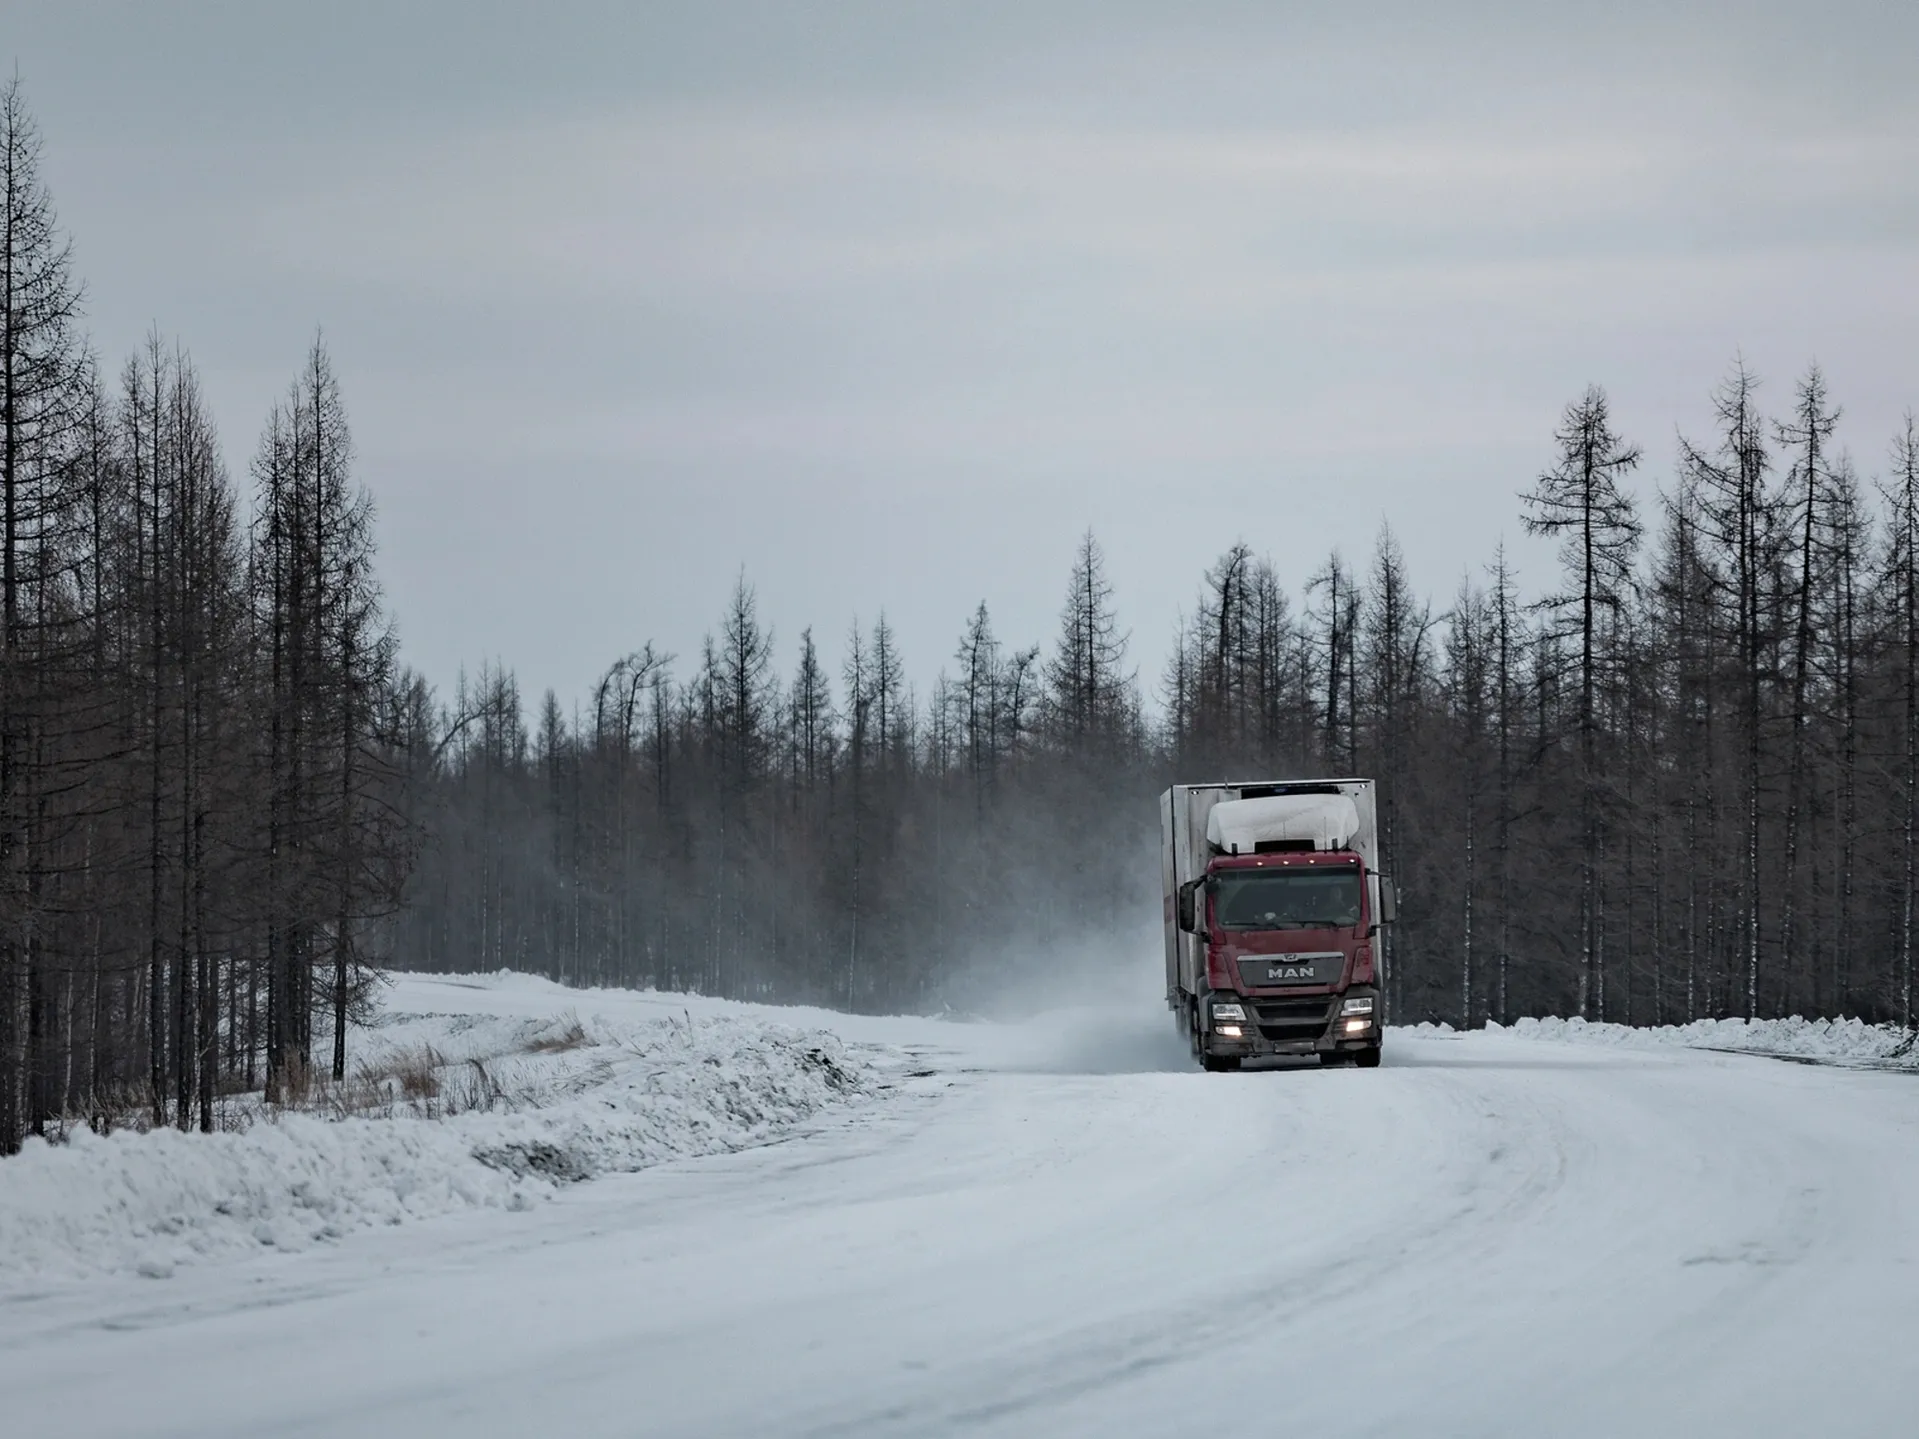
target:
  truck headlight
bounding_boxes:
[1340,996,1374,1016]
[1211,1002,1247,1022]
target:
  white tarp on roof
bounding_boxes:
[1206,792,1360,854]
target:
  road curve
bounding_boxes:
[3,1008,1915,1439]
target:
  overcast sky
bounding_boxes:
[10,2,1919,710]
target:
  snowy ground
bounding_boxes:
[3,972,1917,1438]
[0,977,873,1285]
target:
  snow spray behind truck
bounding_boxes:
[1163,780,1398,1071]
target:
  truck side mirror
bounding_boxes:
[1177,879,1199,933]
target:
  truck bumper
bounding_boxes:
[1201,986,1380,1059]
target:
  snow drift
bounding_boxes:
[1415,1013,1919,1068]
[0,1004,873,1284]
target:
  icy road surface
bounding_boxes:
[4,975,1917,1439]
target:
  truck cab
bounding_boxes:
[1163,780,1396,1070]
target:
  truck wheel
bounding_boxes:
[1354,1045,1382,1068]
[1201,1054,1241,1072]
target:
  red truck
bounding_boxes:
[1162,780,1397,1071]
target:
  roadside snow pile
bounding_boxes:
[0,1008,872,1285]
[1423,1014,1916,1067]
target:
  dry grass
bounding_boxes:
[393,1046,445,1102]
[35,1016,596,1143]
[524,1014,588,1054]
[318,1045,515,1121]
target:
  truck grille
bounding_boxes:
[1253,997,1334,1042]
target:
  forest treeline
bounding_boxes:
[404,366,1919,1049]
[0,84,407,1152]
[7,80,1919,1153]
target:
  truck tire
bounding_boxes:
[1354,1045,1382,1068]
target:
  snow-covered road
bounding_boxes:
[5,976,1917,1438]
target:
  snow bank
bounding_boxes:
[1405,1014,1917,1068]
[0,1005,873,1284]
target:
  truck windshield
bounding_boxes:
[1214,868,1362,931]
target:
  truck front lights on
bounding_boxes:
[1211,1001,1247,1037]
[1340,996,1375,1016]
